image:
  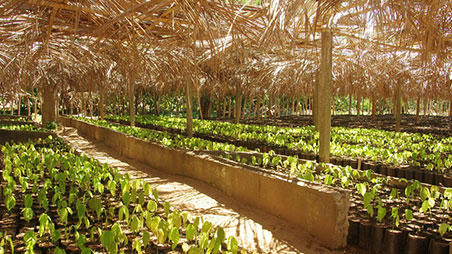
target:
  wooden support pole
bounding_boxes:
[186,77,194,137]
[256,96,261,120]
[356,96,361,119]
[41,85,57,125]
[371,95,376,122]
[318,30,333,163]
[394,83,402,131]
[17,96,21,116]
[449,98,452,117]
[129,82,135,126]
[415,96,420,122]
[313,79,320,130]
[348,95,352,115]
[34,97,38,119]
[99,91,105,120]
[26,96,30,118]
[235,87,242,124]
[216,97,221,118]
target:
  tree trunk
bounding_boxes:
[186,77,194,137]
[42,86,57,125]
[318,31,333,163]
[394,83,402,131]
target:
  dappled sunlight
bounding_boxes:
[57,126,353,254]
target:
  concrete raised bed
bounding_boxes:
[60,117,350,249]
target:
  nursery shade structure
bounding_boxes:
[0,0,263,129]
[1,0,452,160]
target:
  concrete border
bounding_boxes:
[60,117,350,249]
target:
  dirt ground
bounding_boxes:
[57,126,364,254]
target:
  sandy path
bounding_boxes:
[57,126,353,254]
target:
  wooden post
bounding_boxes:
[99,91,105,120]
[216,97,221,118]
[186,77,193,137]
[356,95,361,119]
[41,85,57,125]
[291,96,296,115]
[228,97,232,118]
[197,89,203,120]
[34,97,38,119]
[318,30,333,163]
[242,94,247,118]
[235,86,242,124]
[371,95,376,122]
[415,96,420,122]
[449,98,452,117]
[222,97,226,118]
[17,96,21,116]
[26,96,30,118]
[313,79,320,130]
[88,92,93,118]
[394,83,402,131]
[10,97,14,115]
[256,95,261,120]
[81,93,87,117]
[128,81,135,126]
[348,95,352,115]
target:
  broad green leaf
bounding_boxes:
[169,228,180,250]
[24,194,33,208]
[142,231,150,248]
[186,224,196,241]
[227,236,238,254]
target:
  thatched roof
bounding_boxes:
[1,0,451,101]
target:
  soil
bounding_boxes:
[57,126,364,254]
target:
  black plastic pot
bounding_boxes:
[382,228,406,254]
[397,168,406,179]
[347,217,360,245]
[428,239,449,254]
[404,233,430,254]
[414,169,424,182]
[379,165,388,176]
[387,166,398,177]
[433,173,443,186]
[359,220,372,250]
[371,224,386,254]
[424,171,435,184]
[404,169,415,180]
[443,175,452,187]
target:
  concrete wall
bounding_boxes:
[60,117,350,249]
